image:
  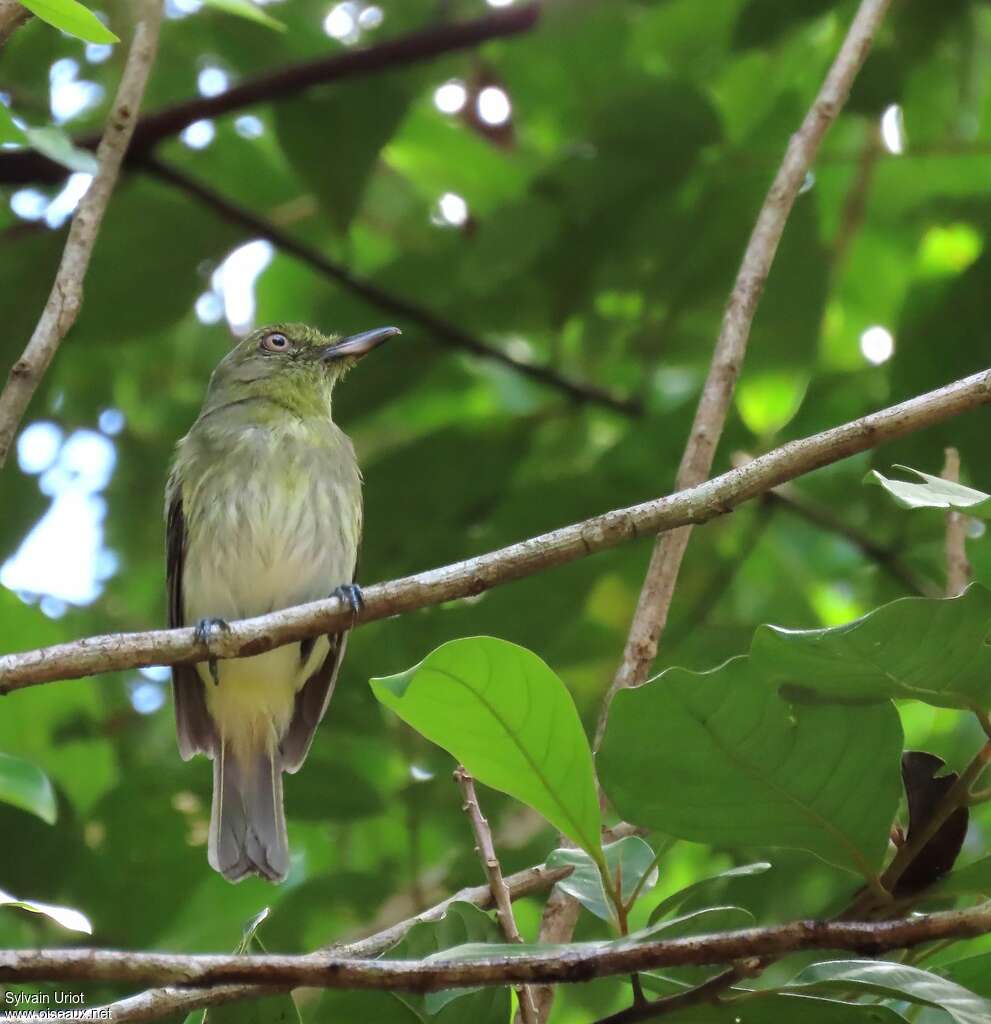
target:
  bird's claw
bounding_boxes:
[332,583,364,626]
[194,617,230,685]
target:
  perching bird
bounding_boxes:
[166,322,400,882]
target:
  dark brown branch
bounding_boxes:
[5,904,991,990]
[141,157,640,416]
[0,3,541,186]
[594,964,753,1024]
[2,364,990,691]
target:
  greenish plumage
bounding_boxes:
[166,322,399,882]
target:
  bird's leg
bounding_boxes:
[331,583,364,628]
[194,617,230,686]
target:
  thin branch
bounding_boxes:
[531,885,581,1023]
[943,447,971,597]
[454,767,537,1024]
[142,157,639,416]
[595,0,894,746]
[594,964,754,1024]
[0,3,541,186]
[0,0,162,468]
[831,124,882,273]
[7,905,991,991]
[99,824,639,1023]
[0,0,29,48]
[2,364,990,691]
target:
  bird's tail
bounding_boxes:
[208,741,289,883]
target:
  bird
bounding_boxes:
[165,322,400,882]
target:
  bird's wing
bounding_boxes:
[280,631,348,773]
[167,487,216,760]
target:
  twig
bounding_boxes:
[593,964,753,1024]
[594,0,894,746]
[530,870,582,1022]
[943,447,971,597]
[831,124,882,273]
[0,3,541,185]
[0,0,29,48]
[142,158,639,416]
[0,0,162,467]
[2,364,991,691]
[454,767,537,1024]
[765,483,938,597]
[7,905,991,991]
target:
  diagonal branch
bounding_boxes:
[595,0,894,746]
[5,904,991,991]
[0,3,541,186]
[1,364,990,691]
[142,157,640,416]
[0,0,163,468]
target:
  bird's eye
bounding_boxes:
[261,332,290,353]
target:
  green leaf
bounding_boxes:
[0,104,26,146]
[636,905,754,942]
[385,901,510,1020]
[0,888,91,933]
[546,837,658,923]
[370,637,602,858]
[785,960,991,1024]
[275,74,412,234]
[934,853,991,897]
[868,466,991,518]
[200,0,285,31]
[598,657,902,877]
[0,753,56,824]
[752,585,991,710]
[942,954,991,999]
[204,908,300,1024]
[648,862,771,924]
[23,126,98,174]
[19,0,117,43]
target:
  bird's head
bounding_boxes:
[206,322,401,419]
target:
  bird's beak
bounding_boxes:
[321,326,401,361]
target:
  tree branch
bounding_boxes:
[141,157,640,416]
[2,364,990,691]
[595,0,894,745]
[454,767,537,1024]
[0,3,541,186]
[0,0,162,468]
[943,446,971,597]
[6,905,991,991]
[0,0,29,49]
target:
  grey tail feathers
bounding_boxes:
[208,742,289,883]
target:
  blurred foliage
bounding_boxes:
[2,0,991,1020]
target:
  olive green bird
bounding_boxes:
[166,322,400,883]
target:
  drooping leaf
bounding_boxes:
[648,862,772,924]
[22,125,98,174]
[384,901,510,1020]
[784,960,991,1024]
[546,837,658,923]
[200,0,285,31]
[0,888,91,934]
[0,752,56,824]
[370,637,602,858]
[935,853,991,897]
[751,585,991,710]
[19,0,117,43]
[895,751,968,895]
[867,466,991,518]
[598,657,902,877]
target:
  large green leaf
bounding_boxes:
[598,658,902,876]
[20,0,117,43]
[868,467,991,518]
[784,960,991,1024]
[752,585,991,710]
[0,753,56,825]
[200,0,285,31]
[546,837,658,923]
[934,853,991,897]
[370,637,602,858]
[384,901,510,1020]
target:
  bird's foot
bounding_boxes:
[194,617,230,686]
[332,583,364,626]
